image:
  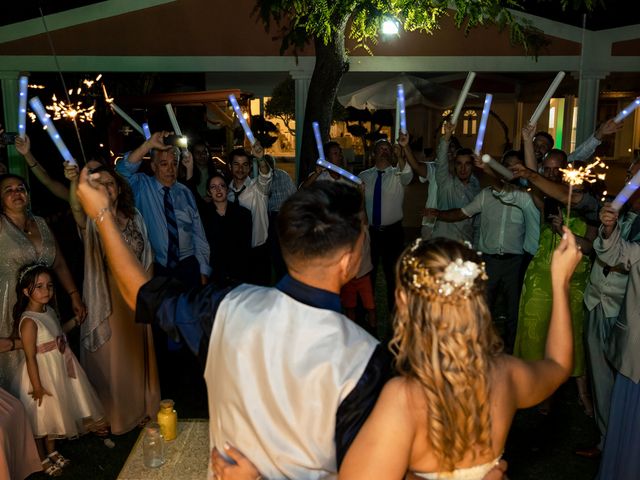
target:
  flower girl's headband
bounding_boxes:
[18,263,48,284]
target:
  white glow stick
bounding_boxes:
[228,94,256,146]
[18,76,28,138]
[482,154,514,180]
[529,71,565,126]
[109,102,144,135]
[142,122,151,140]
[451,72,476,126]
[164,103,183,137]
[614,97,640,123]
[312,121,362,185]
[474,94,493,154]
[611,168,640,211]
[397,84,407,134]
[29,97,76,166]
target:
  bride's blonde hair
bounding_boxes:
[390,238,503,473]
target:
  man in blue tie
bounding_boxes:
[358,135,414,307]
[116,131,211,287]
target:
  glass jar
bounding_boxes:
[157,399,178,441]
[142,422,165,468]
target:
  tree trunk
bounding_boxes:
[299,17,350,180]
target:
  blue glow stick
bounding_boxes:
[614,97,640,123]
[397,83,407,134]
[18,76,28,138]
[228,94,256,145]
[142,122,151,140]
[611,167,640,211]
[474,93,493,154]
[312,121,362,185]
[29,97,76,166]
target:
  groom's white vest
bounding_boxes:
[204,284,378,479]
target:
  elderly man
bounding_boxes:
[359,136,414,307]
[116,131,210,287]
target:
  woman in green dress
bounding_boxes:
[514,150,597,414]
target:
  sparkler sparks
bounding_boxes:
[560,158,607,224]
[46,94,96,124]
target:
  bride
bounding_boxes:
[212,229,581,479]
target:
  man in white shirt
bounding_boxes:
[426,151,539,352]
[227,146,272,285]
[359,136,414,307]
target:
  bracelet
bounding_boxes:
[67,289,79,296]
[94,207,109,224]
[28,163,38,169]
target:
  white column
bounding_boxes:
[0,71,25,177]
[290,69,311,182]
[575,72,606,146]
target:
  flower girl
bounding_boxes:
[12,263,106,476]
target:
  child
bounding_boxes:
[12,263,106,476]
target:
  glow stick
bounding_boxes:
[18,76,28,138]
[228,94,256,145]
[482,154,514,180]
[611,168,640,211]
[312,121,362,185]
[529,71,565,125]
[396,83,407,134]
[164,103,183,137]
[474,94,493,154]
[450,72,476,126]
[109,102,144,135]
[29,97,76,165]
[614,97,640,123]
[142,122,151,140]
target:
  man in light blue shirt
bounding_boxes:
[116,131,211,287]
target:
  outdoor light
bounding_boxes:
[382,18,400,35]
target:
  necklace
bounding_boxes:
[3,213,33,235]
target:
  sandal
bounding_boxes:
[48,451,71,468]
[41,458,63,477]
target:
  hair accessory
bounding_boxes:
[401,240,487,301]
[18,263,47,284]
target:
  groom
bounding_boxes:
[76,171,506,479]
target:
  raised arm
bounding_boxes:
[507,227,581,408]
[568,118,621,163]
[63,162,87,229]
[15,135,69,201]
[251,142,273,196]
[594,203,640,268]
[398,133,426,178]
[522,124,537,171]
[76,167,148,309]
[434,122,455,184]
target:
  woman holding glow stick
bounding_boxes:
[0,173,86,393]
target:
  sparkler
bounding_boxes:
[47,94,96,124]
[29,96,76,166]
[560,158,604,223]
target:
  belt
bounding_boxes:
[369,221,402,232]
[37,335,76,378]
[483,252,523,260]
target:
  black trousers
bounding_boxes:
[369,221,405,310]
[268,211,288,283]
[152,256,206,407]
[484,253,524,353]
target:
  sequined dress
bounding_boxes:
[0,215,56,393]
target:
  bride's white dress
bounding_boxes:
[410,456,502,480]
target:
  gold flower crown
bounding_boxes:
[400,240,487,301]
